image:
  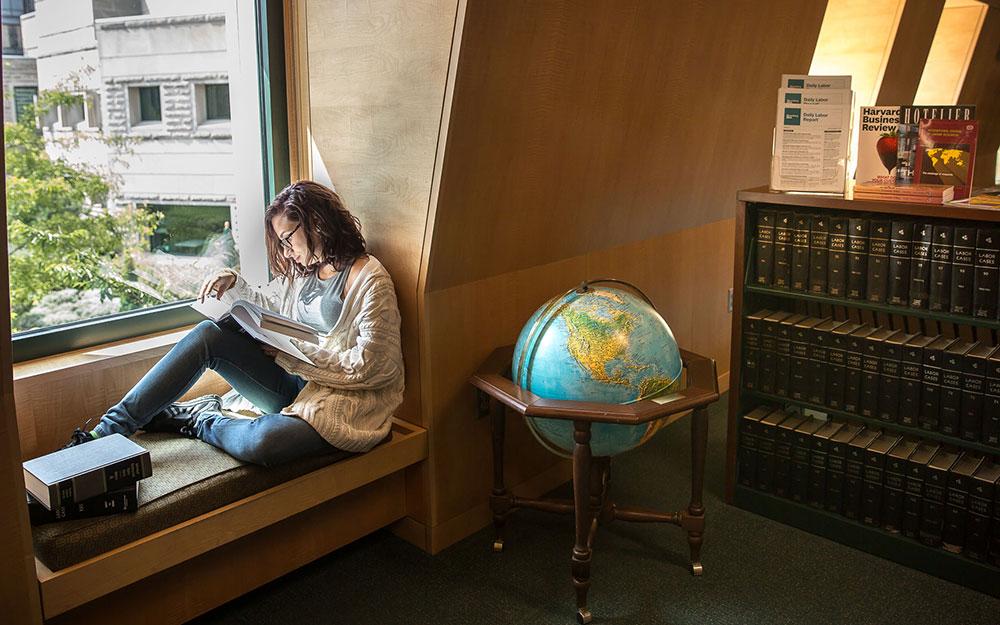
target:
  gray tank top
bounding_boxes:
[294,265,352,334]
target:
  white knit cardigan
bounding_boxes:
[227,256,404,452]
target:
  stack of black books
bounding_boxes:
[22,433,152,525]
[753,209,1000,319]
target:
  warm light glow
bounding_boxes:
[914,0,988,105]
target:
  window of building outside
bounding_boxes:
[3,1,272,359]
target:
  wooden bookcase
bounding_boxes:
[727,185,1000,596]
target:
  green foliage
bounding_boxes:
[5,91,162,332]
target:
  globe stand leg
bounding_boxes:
[571,421,594,623]
[686,406,708,576]
[490,399,508,553]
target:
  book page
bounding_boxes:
[190,288,241,322]
[230,306,314,364]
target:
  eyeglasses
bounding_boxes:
[278,222,301,249]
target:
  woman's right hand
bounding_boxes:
[199,270,238,303]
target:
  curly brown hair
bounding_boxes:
[264,181,367,279]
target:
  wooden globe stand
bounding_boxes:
[470,345,720,624]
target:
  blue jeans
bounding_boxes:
[94,319,336,466]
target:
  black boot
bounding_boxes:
[62,418,97,449]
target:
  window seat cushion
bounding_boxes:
[33,431,354,571]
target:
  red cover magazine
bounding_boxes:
[913,119,979,200]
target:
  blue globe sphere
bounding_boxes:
[512,281,683,457]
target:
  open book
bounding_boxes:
[191,290,318,365]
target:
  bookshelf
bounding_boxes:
[727,186,1000,596]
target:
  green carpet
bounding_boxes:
[193,395,1000,624]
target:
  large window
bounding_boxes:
[3,0,286,360]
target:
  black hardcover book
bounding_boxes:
[883,438,918,533]
[738,407,773,487]
[808,420,843,508]
[943,453,985,553]
[903,442,940,540]
[861,328,899,418]
[758,311,792,395]
[845,325,876,414]
[27,483,138,525]
[808,319,844,405]
[909,223,934,309]
[791,213,811,291]
[928,224,954,312]
[827,322,862,410]
[756,411,788,492]
[940,341,976,436]
[862,432,902,527]
[961,343,996,441]
[755,209,776,286]
[878,332,914,424]
[741,309,771,392]
[950,226,976,315]
[888,221,913,306]
[866,219,891,303]
[920,449,960,547]
[809,215,829,294]
[826,423,865,514]
[973,228,1000,319]
[967,462,1000,561]
[772,212,794,288]
[789,317,823,401]
[775,314,806,398]
[827,216,849,297]
[993,478,1000,567]
[920,336,958,431]
[844,429,880,521]
[983,349,1000,447]
[774,415,806,498]
[790,419,824,504]
[847,218,869,300]
[900,335,936,427]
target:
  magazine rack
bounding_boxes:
[470,345,719,624]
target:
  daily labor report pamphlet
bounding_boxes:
[191,291,317,365]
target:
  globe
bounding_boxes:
[512,281,683,458]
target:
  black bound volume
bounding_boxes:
[790,419,823,503]
[773,212,794,288]
[929,224,954,312]
[883,438,918,533]
[791,213,811,291]
[827,216,849,297]
[861,328,899,418]
[900,335,936,427]
[809,319,843,405]
[862,432,901,527]
[903,441,940,540]
[847,218,869,300]
[909,223,934,309]
[961,343,996,441]
[845,325,876,414]
[866,219,891,303]
[920,336,957,432]
[790,317,823,401]
[755,209,776,286]
[27,483,138,525]
[973,228,1000,319]
[827,322,861,410]
[967,462,1000,561]
[940,341,976,437]
[775,314,805,398]
[950,226,976,315]
[809,421,843,508]
[774,415,805,498]
[920,449,960,547]
[756,411,788,492]
[888,221,913,306]
[809,215,829,294]
[943,453,985,553]
[739,407,772,487]
[758,312,792,395]
[845,429,880,521]
[879,332,913,424]
[742,309,771,392]
[826,423,864,514]
[984,349,1000,447]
